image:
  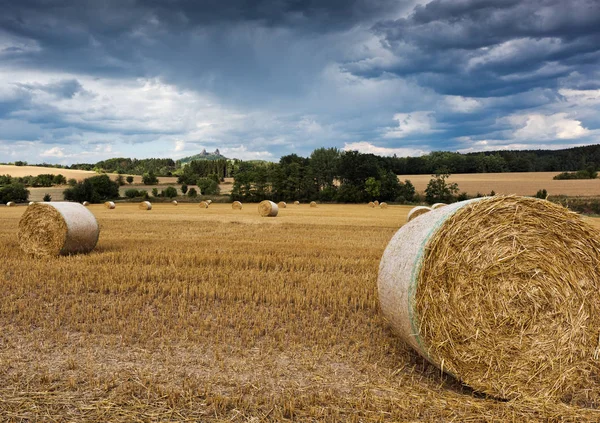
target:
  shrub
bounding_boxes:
[125,189,140,199]
[63,174,119,203]
[142,171,159,185]
[181,184,188,194]
[126,176,134,184]
[43,193,51,202]
[187,188,198,198]
[197,177,220,195]
[425,173,459,204]
[0,183,29,203]
[152,188,159,197]
[162,186,178,198]
[67,178,77,186]
[535,189,548,199]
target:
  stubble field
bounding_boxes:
[1,203,600,421]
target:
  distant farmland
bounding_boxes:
[399,171,600,197]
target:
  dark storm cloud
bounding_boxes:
[358,0,600,97]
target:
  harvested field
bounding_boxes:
[0,203,599,421]
[398,171,600,197]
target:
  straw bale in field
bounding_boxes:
[258,200,278,217]
[278,201,287,208]
[294,201,300,205]
[29,202,34,206]
[368,202,375,208]
[139,201,152,210]
[310,201,317,208]
[431,203,447,209]
[374,200,379,206]
[18,202,99,257]
[206,200,212,204]
[406,206,431,222]
[232,201,242,210]
[172,200,178,205]
[380,202,388,209]
[6,201,15,207]
[104,201,115,209]
[199,201,209,208]
[82,201,90,206]
[379,195,600,402]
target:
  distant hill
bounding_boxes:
[179,149,228,164]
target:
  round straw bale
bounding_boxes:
[139,201,152,210]
[294,201,300,205]
[29,202,34,206]
[206,200,212,204]
[310,201,317,208]
[406,206,431,222]
[82,201,90,206]
[380,202,388,209]
[374,200,379,206]
[172,200,178,205]
[232,201,243,210]
[278,201,287,208]
[431,202,447,209]
[18,202,99,257]
[258,200,278,217]
[104,201,115,209]
[368,202,375,208]
[379,196,600,402]
[6,201,15,207]
[199,201,209,208]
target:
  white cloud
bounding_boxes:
[220,145,274,161]
[508,112,589,140]
[343,141,428,157]
[174,140,185,152]
[444,96,482,113]
[40,147,65,157]
[383,111,439,139]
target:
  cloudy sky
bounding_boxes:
[0,0,599,164]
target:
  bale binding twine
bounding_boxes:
[139,201,152,210]
[378,195,600,403]
[258,200,278,217]
[18,202,99,257]
[232,201,243,210]
[406,206,431,222]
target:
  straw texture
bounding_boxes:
[232,201,243,210]
[104,201,115,209]
[139,201,152,210]
[18,202,99,257]
[278,201,287,208]
[258,200,278,217]
[199,201,209,208]
[379,196,600,403]
[406,206,431,222]
[431,203,447,209]
[310,201,317,208]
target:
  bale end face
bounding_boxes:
[258,200,279,217]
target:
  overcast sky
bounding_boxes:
[0,0,599,164]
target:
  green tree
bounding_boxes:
[365,177,381,199]
[187,187,198,198]
[126,175,134,184]
[162,186,178,198]
[43,193,51,202]
[152,188,159,197]
[0,183,29,203]
[125,189,140,198]
[425,173,459,204]
[52,174,66,185]
[116,173,126,186]
[63,174,119,203]
[181,184,188,194]
[142,171,159,185]
[197,177,220,195]
[535,189,548,199]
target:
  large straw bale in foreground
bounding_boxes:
[406,206,431,222]
[232,201,242,210]
[379,196,600,402]
[104,201,115,209]
[258,200,278,217]
[18,202,99,257]
[139,201,152,210]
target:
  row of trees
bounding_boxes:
[0,174,67,187]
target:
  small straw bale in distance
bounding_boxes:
[139,201,152,210]
[294,201,300,205]
[406,205,431,222]
[374,200,379,206]
[379,195,600,403]
[278,201,287,208]
[258,200,278,217]
[232,201,243,210]
[82,201,90,206]
[6,201,15,207]
[29,202,34,206]
[172,200,178,205]
[368,202,375,208]
[18,202,99,257]
[431,202,447,209]
[199,201,209,208]
[206,200,213,205]
[104,201,115,209]
[310,201,317,208]
[380,202,388,209]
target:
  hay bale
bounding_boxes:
[294,201,300,205]
[104,201,115,209]
[378,196,600,402]
[172,200,178,205]
[82,201,90,206]
[206,200,212,205]
[29,202,34,206]
[310,201,317,208]
[258,200,278,217]
[139,201,152,210]
[380,202,388,209]
[18,202,99,257]
[6,201,15,207]
[199,201,209,208]
[368,202,375,208]
[406,206,431,222]
[278,201,287,208]
[232,201,243,210]
[431,203,447,209]
[374,200,379,206]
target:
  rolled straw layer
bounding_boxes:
[379,196,600,402]
[232,201,243,210]
[406,206,431,222]
[18,202,99,257]
[139,201,152,210]
[258,200,278,217]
